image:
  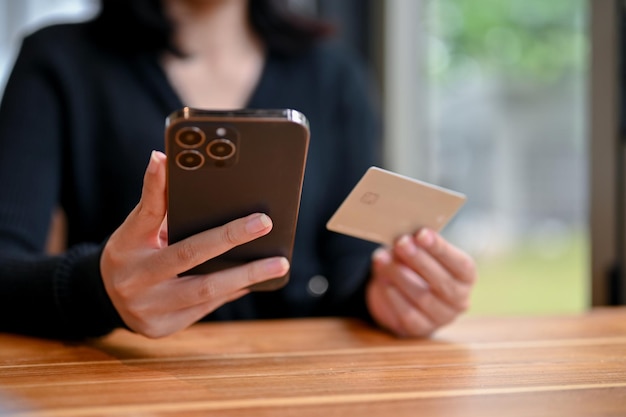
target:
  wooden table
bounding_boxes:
[1,307,626,417]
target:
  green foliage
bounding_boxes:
[468,230,589,316]
[427,0,588,83]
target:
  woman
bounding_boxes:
[0,0,476,339]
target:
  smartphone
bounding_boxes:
[165,107,310,291]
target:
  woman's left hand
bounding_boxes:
[366,228,477,337]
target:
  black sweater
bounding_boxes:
[0,22,381,339]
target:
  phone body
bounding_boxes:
[165,107,310,291]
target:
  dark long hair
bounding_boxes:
[90,0,334,56]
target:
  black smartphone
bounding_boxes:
[165,107,310,291]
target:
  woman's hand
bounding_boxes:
[366,229,476,338]
[100,151,289,338]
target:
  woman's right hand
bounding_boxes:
[100,151,289,338]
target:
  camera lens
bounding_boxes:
[206,138,236,160]
[176,150,204,170]
[176,127,205,148]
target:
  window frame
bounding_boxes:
[590,0,626,305]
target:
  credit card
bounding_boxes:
[326,166,466,246]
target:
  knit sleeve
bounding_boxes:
[0,31,124,339]
[0,243,124,338]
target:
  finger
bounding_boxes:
[414,229,477,283]
[399,280,462,327]
[373,248,460,327]
[158,214,168,248]
[371,247,394,282]
[385,285,436,338]
[395,235,472,310]
[125,151,168,243]
[167,256,289,310]
[142,288,251,338]
[147,212,274,279]
[366,278,404,335]
[121,256,288,338]
[178,287,250,323]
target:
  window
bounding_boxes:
[380,0,589,315]
[0,0,96,93]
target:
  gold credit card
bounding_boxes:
[326,166,466,246]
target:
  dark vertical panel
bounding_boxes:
[590,0,623,305]
[618,0,626,304]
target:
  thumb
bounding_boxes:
[125,151,168,241]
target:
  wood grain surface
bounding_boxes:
[1,307,625,416]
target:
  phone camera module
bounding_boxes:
[176,127,205,148]
[207,138,236,160]
[176,150,205,170]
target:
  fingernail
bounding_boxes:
[263,257,290,275]
[147,150,159,174]
[397,235,416,255]
[245,213,272,234]
[417,228,434,247]
[372,247,389,263]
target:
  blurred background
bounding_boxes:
[1,0,618,316]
